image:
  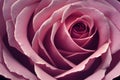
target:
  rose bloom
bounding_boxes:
[0,0,120,80]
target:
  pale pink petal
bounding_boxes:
[33,0,80,32]
[2,0,16,21]
[85,69,106,80]
[106,0,120,12]
[104,50,120,80]
[0,63,21,80]
[14,2,64,74]
[104,62,120,80]
[55,41,110,78]
[2,45,38,80]
[86,0,120,53]
[14,3,39,61]
[108,20,120,54]
[32,6,65,53]
[34,64,56,80]
[6,20,22,52]
[98,48,112,69]
[34,0,51,14]
[11,0,40,23]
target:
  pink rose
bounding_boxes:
[0,0,120,80]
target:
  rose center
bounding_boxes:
[73,22,86,33]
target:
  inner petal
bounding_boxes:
[70,21,89,38]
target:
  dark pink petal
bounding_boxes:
[55,41,110,78]
[0,41,2,63]
[55,23,94,52]
[0,0,6,37]
[43,21,76,69]
[86,47,112,80]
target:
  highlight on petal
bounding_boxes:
[34,64,56,80]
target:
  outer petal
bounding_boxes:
[0,63,21,80]
[0,0,6,37]
[105,0,120,12]
[104,62,120,80]
[11,0,40,23]
[2,45,38,80]
[14,1,64,74]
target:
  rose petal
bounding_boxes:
[104,50,120,80]
[34,64,56,80]
[55,23,94,52]
[33,0,80,32]
[61,2,110,48]
[0,63,20,80]
[6,20,22,52]
[2,0,16,21]
[108,20,120,54]
[86,0,120,53]
[0,41,2,63]
[0,0,6,37]
[2,45,38,80]
[104,62,120,80]
[34,0,51,14]
[11,0,40,23]
[42,21,76,69]
[106,0,120,12]
[14,2,64,74]
[55,41,110,78]
[32,5,66,54]
[85,69,106,80]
